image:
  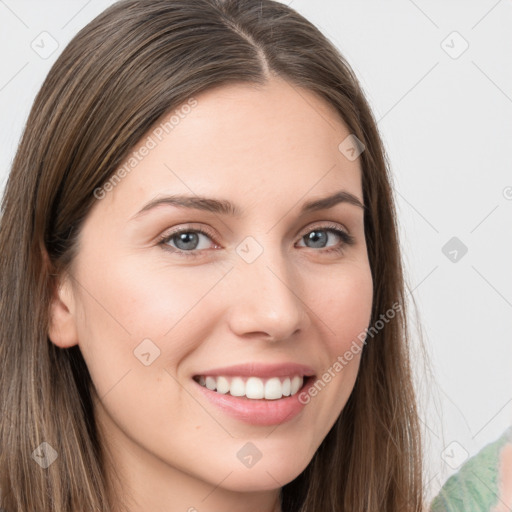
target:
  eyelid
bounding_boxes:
[158,221,355,256]
[157,223,219,247]
[297,221,351,239]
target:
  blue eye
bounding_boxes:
[297,226,355,254]
[160,228,216,256]
[158,224,354,258]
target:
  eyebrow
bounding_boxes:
[131,190,365,220]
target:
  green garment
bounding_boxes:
[430,427,512,512]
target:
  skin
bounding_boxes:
[48,77,373,512]
[493,440,512,511]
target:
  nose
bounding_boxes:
[226,245,311,342]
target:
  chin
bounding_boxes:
[215,452,311,492]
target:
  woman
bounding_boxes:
[0,0,424,510]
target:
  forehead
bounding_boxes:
[99,77,363,217]
[172,78,357,169]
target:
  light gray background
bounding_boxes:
[1,0,511,501]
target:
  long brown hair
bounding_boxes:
[0,1,424,510]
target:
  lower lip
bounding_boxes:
[193,377,315,426]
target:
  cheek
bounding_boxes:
[86,254,228,335]
[308,261,373,351]
[298,261,373,432]
[72,253,230,389]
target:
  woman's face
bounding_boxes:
[50,77,373,508]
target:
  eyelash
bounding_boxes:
[157,223,355,259]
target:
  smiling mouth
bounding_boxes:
[192,374,315,400]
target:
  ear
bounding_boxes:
[48,271,79,349]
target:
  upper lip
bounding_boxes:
[193,362,316,379]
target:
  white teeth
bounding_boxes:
[216,376,230,394]
[196,375,306,400]
[205,376,216,391]
[282,377,291,396]
[291,376,302,395]
[264,377,283,400]
[230,377,245,397]
[246,377,264,399]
